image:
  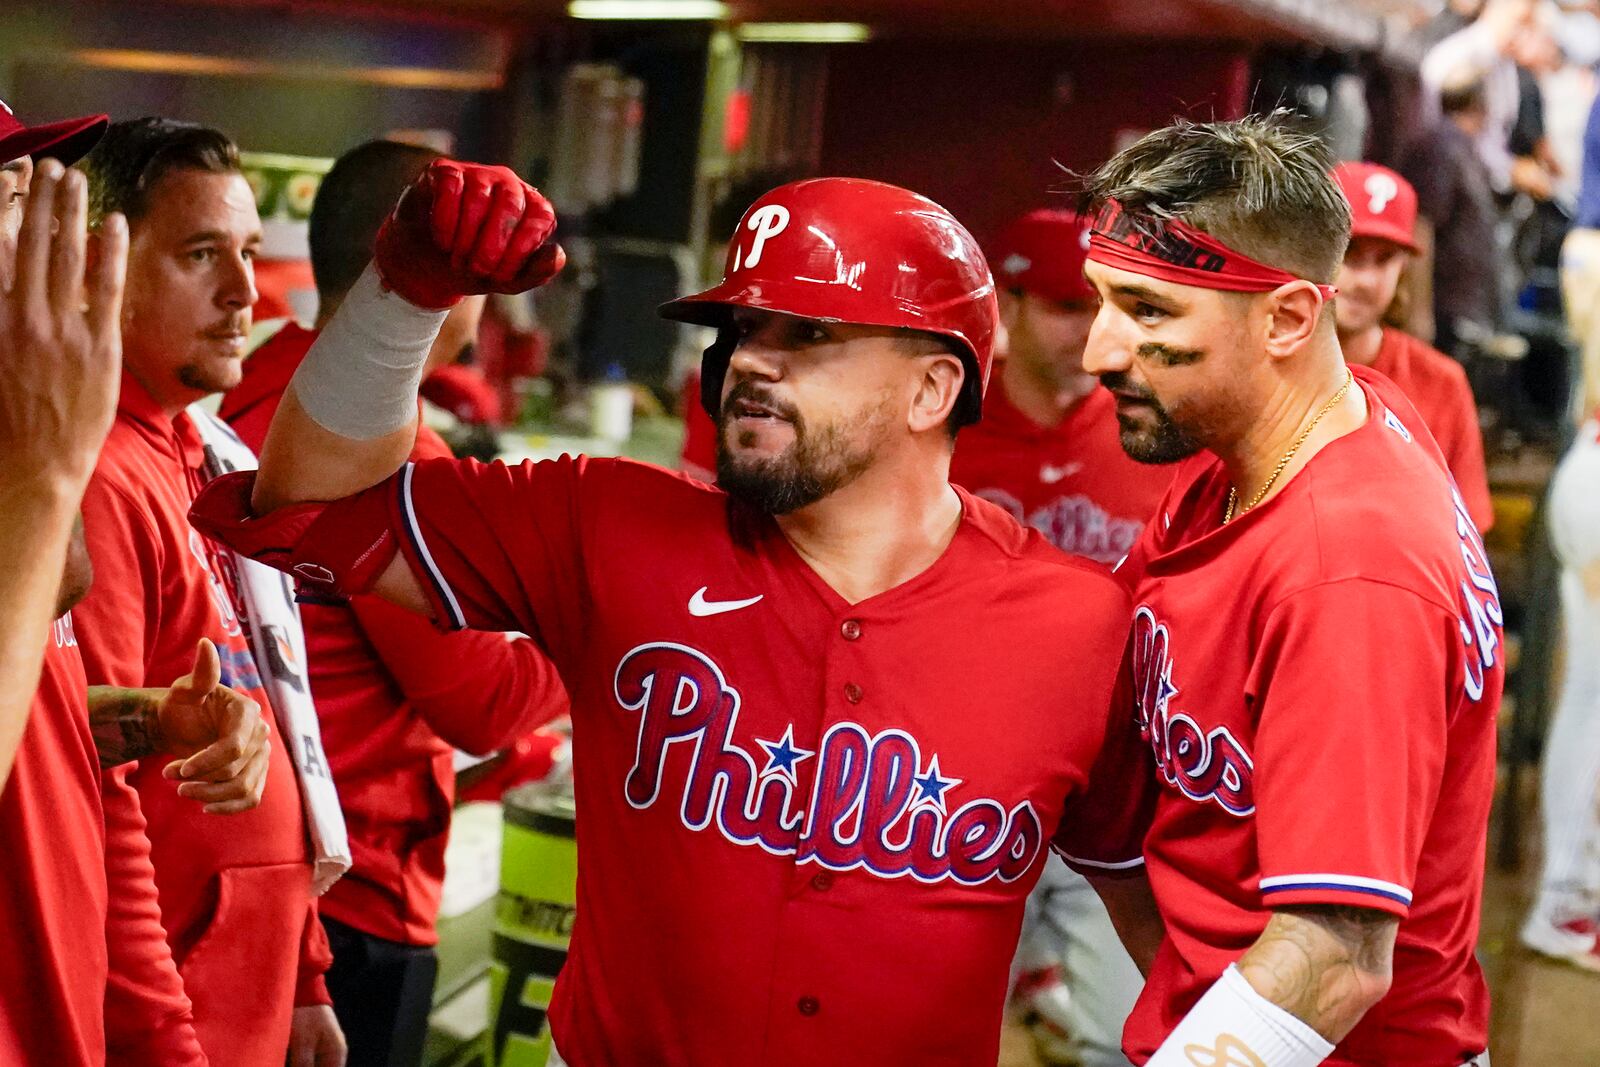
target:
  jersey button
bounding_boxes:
[810,872,834,891]
[843,682,863,704]
[797,995,820,1016]
[840,618,863,641]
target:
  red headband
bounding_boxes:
[1086,199,1336,300]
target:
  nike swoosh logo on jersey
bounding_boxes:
[1040,462,1082,484]
[688,587,765,617]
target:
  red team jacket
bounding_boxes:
[76,373,331,1067]
[0,618,109,1064]
[193,454,1151,1066]
[950,377,1172,565]
[1369,327,1493,533]
[221,323,569,945]
[1096,366,1499,1065]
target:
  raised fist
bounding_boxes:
[374,159,565,310]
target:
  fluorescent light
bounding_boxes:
[568,1,728,18]
[735,22,872,43]
[67,49,501,90]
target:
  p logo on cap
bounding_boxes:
[1364,171,1399,215]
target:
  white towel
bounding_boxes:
[189,406,350,894]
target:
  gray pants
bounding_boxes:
[1013,855,1144,1067]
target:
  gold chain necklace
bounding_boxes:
[1224,369,1354,524]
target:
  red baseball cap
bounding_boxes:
[1333,162,1419,254]
[988,209,1096,305]
[0,97,109,168]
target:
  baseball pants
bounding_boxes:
[322,915,440,1067]
[1539,426,1600,920]
[1013,855,1143,1067]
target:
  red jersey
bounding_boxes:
[0,617,106,1065]
[76,373,331,1067]
[344,456,1143,1065]
[1368,327,1492,533]
[1111,367,1498,1065]
[950,377,1173,565]
[221,324,569,944]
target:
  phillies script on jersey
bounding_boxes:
[193,452,1154,1067]
[1112,366,1499,1066]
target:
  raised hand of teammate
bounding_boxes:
[0,158,127,500]
[373,159,565,310]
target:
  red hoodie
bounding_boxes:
[76,372,331,1067]
[0,618,111,1065]
[221,323,569,944]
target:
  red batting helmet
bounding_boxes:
[659,177,998,425]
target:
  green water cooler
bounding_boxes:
[487,785,577,1066]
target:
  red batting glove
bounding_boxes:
[373,159,566,311]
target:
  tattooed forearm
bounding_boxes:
[86,687,168,769]
[1236,904,1398,1043]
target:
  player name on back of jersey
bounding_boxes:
[616,641,1043,886]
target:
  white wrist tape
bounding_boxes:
[1145,965,1335,1067]
[290,262,449,440]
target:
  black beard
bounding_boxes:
[1116,410,1204,464]
[1102,373,1204,465]
[715,381,876,515]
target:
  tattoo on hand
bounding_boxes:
[87,688,166,769]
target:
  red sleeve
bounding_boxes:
[294,902,333,1007]
[350,594,571,755]
[1053,635,1158,878]
[390,455,595,670]
[1250,580,1453,918]
[101,766,209,1066]
[1437,379,1493,535]
[75,474,165,688]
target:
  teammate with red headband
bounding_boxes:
[1080,115,1498,1067]
[189,165,1154,1065]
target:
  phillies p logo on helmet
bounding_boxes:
[732,204,791,272]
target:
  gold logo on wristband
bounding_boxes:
[1184,1034,1268,1067]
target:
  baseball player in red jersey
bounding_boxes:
[1074,116,1500,1066]
[0,111,272,1067]
[74,118,343,1067]
[191,166,1156,1066]
[953,209,1171,567]
[1331,161,1493,533]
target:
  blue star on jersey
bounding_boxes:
[913,754,962,813]
[756,724,814,785]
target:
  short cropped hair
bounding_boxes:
[1080,111,1351,286]
[80,117,240,228]
[309,139,441,307]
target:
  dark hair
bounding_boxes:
[309,139,441,307]
[80,117,240,227]
[1439,76,1488,118]
[1080,110,1351,285]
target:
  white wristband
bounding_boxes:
[290,262,449,440]
[1145,965,1335,1067]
